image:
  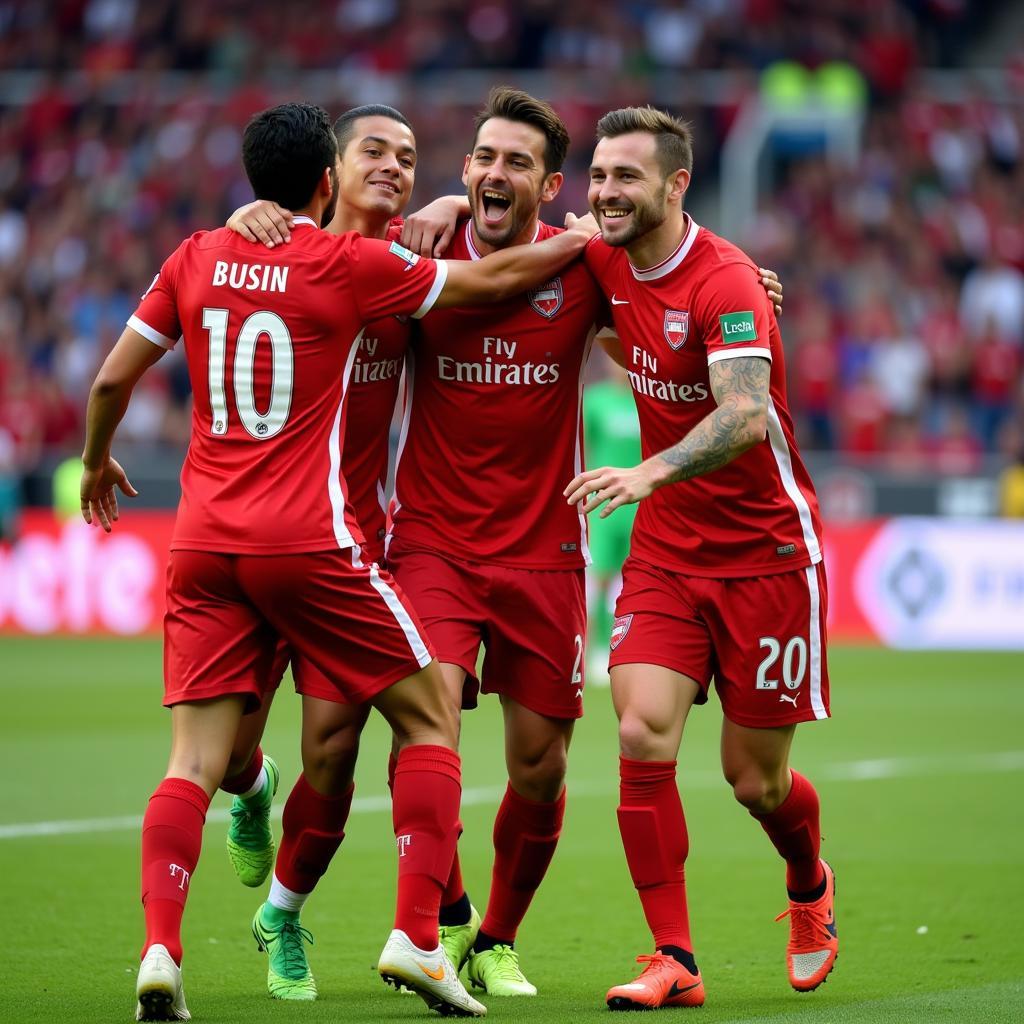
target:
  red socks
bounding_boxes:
[751,770,824,893]
[390,750,467,912]
[275,774,354,894]
[441,843,466,907]
[617,757,693,953]
[140,778,211,964]
[220,746,264,795]
[391,744,462,949]
[480,784,565,943]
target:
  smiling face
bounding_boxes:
[462,117,562,250]
[588,131,688,249]
[337,114,416,219]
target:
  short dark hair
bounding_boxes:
[333,104,414,155]
[472,86,570,174]
[242,103,338,212]
[596,106,694,177]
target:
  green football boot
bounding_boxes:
[252,904,317,1001]
[226,754,280,887]
[439,903,481,973]
[467,943,537,996]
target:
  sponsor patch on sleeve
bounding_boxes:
[610,613,634,651]
[719,310,757,343]
[388,240,421,269]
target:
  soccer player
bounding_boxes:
[565,107,836,1010]
[81,101,593,1021]
[217,105,461,1002]
[382,88,609,997]
[582,364,640,677]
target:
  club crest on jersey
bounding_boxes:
[663,310,689,350]
[610,613,634,651]
[529,277,563,319]
[388,240,420,270]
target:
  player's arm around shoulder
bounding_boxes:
[434,212,598,308]
[226,199,296,247]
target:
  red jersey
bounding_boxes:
[388,220,607,569]
[128,217,446,554]
[584,216,823,577]
[342,221,411,562]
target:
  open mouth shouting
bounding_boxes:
[480,188,513,226]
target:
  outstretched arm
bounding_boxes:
[81,328,164,530]
[434,212,598,309]
[564,355,770,517]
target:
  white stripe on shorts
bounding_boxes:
[358,549,431,668]
[804,564,827,720]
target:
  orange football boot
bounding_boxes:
[606,953,705,1011]
[775,860,838,991]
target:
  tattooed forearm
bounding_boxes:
[656,356,770,483]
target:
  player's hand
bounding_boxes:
[564,211,599,239]
[80,457,138,533]
[227,200,294,248]
[759,267,783,317]
[401,195,465,257]
[564,463,658,518]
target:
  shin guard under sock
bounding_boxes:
[391,744,462,949]
[274,773,353,896]
[751,770,823,894]
[140,777,210,964]
[617,756,693,954]
[479,783,565,944]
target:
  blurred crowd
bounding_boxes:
[0,0,992,78]
[747,93,1024,474]
[0,0,1022,500]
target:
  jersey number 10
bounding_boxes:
[203,307,294,440]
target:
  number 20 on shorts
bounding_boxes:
[755,635,808,690]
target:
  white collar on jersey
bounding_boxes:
[291,215,319,229]
[629,214,700,282]
[464,219,542,261]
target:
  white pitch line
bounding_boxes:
[714,979,1024,1024]
[1,751,1021,841]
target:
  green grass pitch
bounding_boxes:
[1,638,1022,1023]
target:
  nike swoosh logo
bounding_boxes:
[416,962,446,981]
[611,295,629,305]
[667,980,702,998]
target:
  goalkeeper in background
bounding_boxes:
[582,362,640,680]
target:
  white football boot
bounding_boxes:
[135,943,190,1021]
[378,928,487,1017]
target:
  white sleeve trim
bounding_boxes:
[128,315,178,350]
[411,260,449,319]
[707,346,771,365]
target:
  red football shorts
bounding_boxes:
[609,556,830,727]
[387,542,586,720]
[164,548,434,710]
